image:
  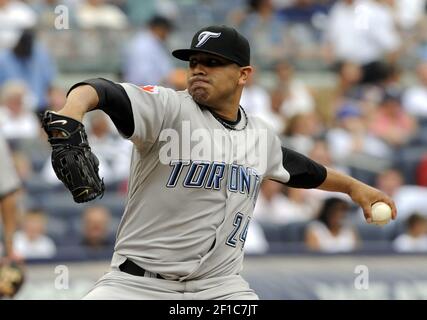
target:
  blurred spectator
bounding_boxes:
[254,180,319,225]
[0,29,57,111]
[229,0,287,68]
[122,15,174,86]
[375,168,427,220]
[324,0,401,83]
[326,103,392,167]
[305,197,359,253]
[393,213,427,252]
[14,209,57,259]
[0,81,41,140]
[333,61,363,102]
[281,112,322,155]
[369,88,418,147]
[272,60,315,119]
[80,206,114,250]
[46,86,67,112]
[376,168,405,197]
[402,60,427,118]
[76,0,128,29]
[240,67,285,133]
[0,0,37,50]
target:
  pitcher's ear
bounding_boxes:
[239,66,253,85]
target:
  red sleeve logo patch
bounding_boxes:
[140,85,159,94]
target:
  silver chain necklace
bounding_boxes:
[210,106,248,131]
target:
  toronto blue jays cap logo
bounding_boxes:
[195,31,222,48]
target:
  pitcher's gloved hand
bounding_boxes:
[41,111,105,203]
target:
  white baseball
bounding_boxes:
[371,202,392,226]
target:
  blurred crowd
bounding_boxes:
[1,0,427,260]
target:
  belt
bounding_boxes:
[119,259,164,279]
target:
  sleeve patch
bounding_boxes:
[140,85,159,94]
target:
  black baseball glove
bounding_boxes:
[42,111,105,203]
[0,262,25,299]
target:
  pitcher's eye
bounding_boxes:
[189,58,199,68]
[208,58,219,66]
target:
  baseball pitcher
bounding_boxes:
[42,25,397,299]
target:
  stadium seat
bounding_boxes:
[356,223,390,241]
[278,222,309,243]
[258,221,283,243]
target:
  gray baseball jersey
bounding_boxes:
[110,83,290,281]
[70,78,326,299]
[0,134,20,199]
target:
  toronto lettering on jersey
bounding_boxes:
[158,121,269,174]
[166,160,262,200]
